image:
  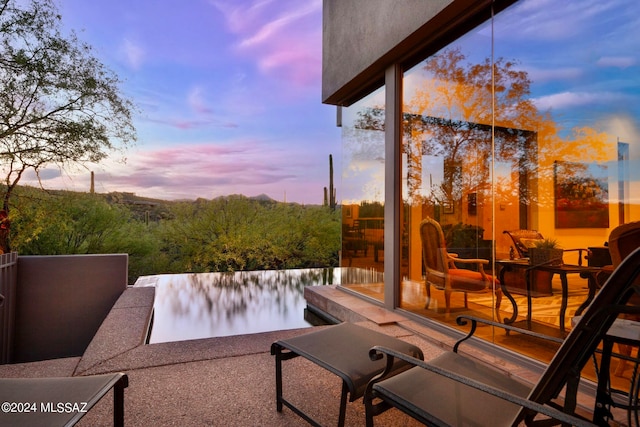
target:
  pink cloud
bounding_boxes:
[139,85,242,131]
[145,116,238,130]
[212,0,322,90]
[19,136,332,204]
[119,38,145,70]
[94,139,327,202]
[187,86,213,114]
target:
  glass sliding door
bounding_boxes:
[397,0,640,359]
[338,0,640,366]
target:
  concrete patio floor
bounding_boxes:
[0,285,620,426]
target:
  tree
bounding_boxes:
[9,188,159,283]
[0,0,136,252]
[353,47,611,218]
[156,196,341,273]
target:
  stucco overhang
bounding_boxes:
[322,0,517,106]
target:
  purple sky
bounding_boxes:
[23,0,340,204]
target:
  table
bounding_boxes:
[271,322,423,427]
[497,260,600,334]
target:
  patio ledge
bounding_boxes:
[74,286,154,375]
[75,285,329,376]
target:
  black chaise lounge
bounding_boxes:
[272,322,423,427]
[364,246,640,426]
[0,372,128,427]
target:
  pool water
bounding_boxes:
[134,268,346,344]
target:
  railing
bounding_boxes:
[0,252,18,364]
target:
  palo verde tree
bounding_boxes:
[0,0,136,252]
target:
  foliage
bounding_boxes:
[9,189,341,283]
[533,238,560,250]
[0,0,136,252]
[442,223,484,248]
[10,188,159,280]
[358,201,384,218]
[156,196,341,274]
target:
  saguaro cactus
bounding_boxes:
[324,155,336,210]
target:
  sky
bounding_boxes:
[22,0,341,204]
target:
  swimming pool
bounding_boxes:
[134,268,367,344]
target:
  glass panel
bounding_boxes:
[494,0,640,362]
[493,0,640,383]
[340,87,386,299]
[400,19,498,331]
[397,0,640,369]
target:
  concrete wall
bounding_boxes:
[322,0,516,106]
[13,254,128,363]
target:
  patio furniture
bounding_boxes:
[609,221,640,267]
[595,318,640,426]
[0,372,128,427]
[420,217,501,316]
[364,246,640,426]
[496,260,600,334]
[271,322,423,427]
[503,229,590,266]
[342,224,368,264]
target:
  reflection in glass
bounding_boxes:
[333,0,639,365]
[398,22,498,326]
[389,0,640,359]
[335,0,639,361]
[340,87,386,294]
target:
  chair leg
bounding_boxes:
[338,382,349,427]
[274,345,284,412]
[425,283,431,309]
[445,291,451,316]
[114,376,128,427]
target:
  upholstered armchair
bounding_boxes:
[420,217,501,316]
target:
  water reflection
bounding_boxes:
[136,268,370,344]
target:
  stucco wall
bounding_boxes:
[322,0,516,106]
[322,0,450,105]
[14,254,128,362]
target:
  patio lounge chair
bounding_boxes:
[271,322,423,427]
[0,372,128,427]
[364,246,640,426]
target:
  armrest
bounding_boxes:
[367,346,596,427]
[450,257,489,265]
[447,257,489,277]
[564,248,590,253]
[452,315,564,352]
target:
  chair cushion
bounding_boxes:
[448,269,499,292]
[520,238,543,248]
